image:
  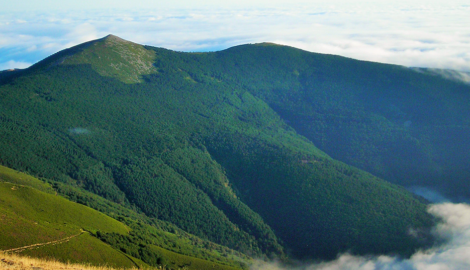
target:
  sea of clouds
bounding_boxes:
[252,202,470,270]
[1,0,469,71]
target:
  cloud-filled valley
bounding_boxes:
[1,0,469,71]
[252,203,470,270]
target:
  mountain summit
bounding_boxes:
[2,35,469,263]
[63,34,157,83]
[29,34,156,83]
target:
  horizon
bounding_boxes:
[1,0,469,72]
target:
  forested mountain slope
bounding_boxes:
[206,43,470,200]
[0,35,454,261]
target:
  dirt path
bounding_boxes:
[1,230,85,254]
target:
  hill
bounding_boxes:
[0,171,141,268]
[0,165,248,270]
[0,35,455,261]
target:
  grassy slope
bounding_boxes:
[0,165,54,194]
[21,234,143,269]
[0,181,136,268]
[0,182,128,236]
[62,35,157,84]
[147,245,241,270]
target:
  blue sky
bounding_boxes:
[1,0,469,71]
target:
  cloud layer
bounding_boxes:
[251,203,470,270]
[1,1,469,71]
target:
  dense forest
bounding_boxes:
[208,44,470,200]
[2,35,467,263]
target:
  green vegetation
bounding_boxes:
[144,245,241,270]
[0,181,136,268]
[2,35,463,262]
[209,44,470,200]
[0,165,54,194]
[22,234,143,269]
[0,69,22,82]
[0,182,128,238]
[62,34,157,84]
[0,167,248,269]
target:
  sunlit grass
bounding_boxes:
[0,252,141,270]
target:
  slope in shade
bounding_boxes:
[210,43,470,201]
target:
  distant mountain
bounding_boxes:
[2,35,464,263]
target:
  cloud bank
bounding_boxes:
[1,0,469,71]
[425,69,470,84]
[251,203,470,270]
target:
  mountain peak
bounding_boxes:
[104,34,120,39]
[57,34,157,84]
[254,42,282,46]
[102,34,130,44]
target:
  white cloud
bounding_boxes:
[0,1,469,70]
[251,203,470,270]
[64,23,99,46]
[425,69,470,84]
[0,60,32,70]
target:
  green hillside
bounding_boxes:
[0,69,22,81]
[0,180,137,268]
[0,166,248,269]
[0,35,453,261]
[207,44,470,200]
